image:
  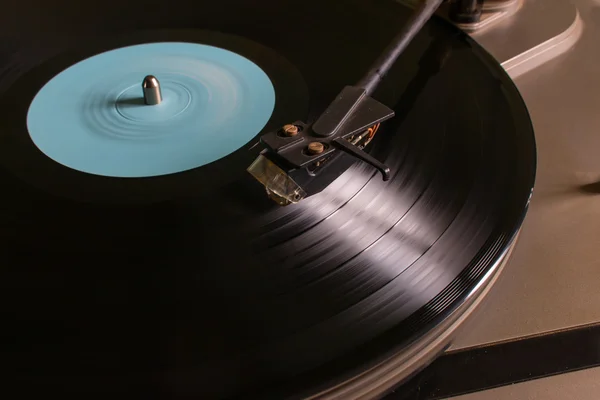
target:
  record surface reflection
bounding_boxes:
[0,0,535,398]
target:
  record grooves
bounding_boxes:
[0,0,535,399]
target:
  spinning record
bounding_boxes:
[26,42,276,177]
[0,0,535,399]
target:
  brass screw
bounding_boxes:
[307,142,325,155]
[282,124,299,137]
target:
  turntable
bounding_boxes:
[0,0,592,399]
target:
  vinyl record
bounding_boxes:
[0,29,309,203]
[0,0,536,399]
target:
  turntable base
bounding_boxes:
[454,367,600,400]
[473,0,582,79]
[451,0,598,352]
[386,0,600,398]
[397,0,581,79]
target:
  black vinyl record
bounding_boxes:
[0,0,536,399]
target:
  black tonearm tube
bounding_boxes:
[248,0,445,206]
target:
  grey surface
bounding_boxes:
[450,0,600,350]
[447,366,600,400]
[473,0,581,78]
[472,0,578,64]
[398,0,581,75]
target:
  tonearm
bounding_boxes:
[248,0,444,205]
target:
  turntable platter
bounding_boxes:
[0,0,535,398]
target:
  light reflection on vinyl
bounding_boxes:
[0,1,535,399]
